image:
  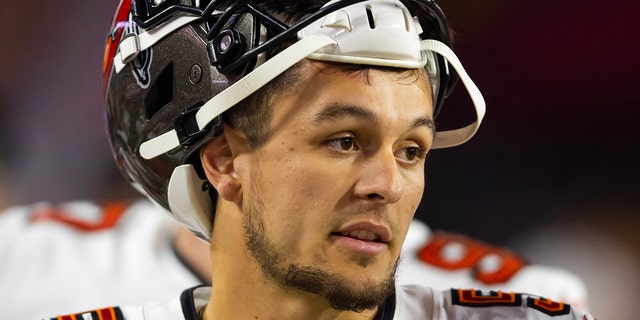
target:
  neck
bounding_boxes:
[203,280,380,320]
[174,226,212,284]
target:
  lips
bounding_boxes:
[332,222,391,244]
[340,230,380,242]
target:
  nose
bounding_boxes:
[354,150,403,204]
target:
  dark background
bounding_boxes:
[1,1,639,318]
[419,0,640,244]
[418,3,640,318]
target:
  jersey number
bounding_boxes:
[451,289,571,316]
[417,231,526,284]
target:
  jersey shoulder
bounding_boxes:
[402,219,527,284]
[0,199,196,320]
[44,286,206,320]
[400,219,588,309]
[444,289,595,319]
[395,284,596,320]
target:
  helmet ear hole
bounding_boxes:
[144,62,174,119]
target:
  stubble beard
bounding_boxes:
[242,197,397,312]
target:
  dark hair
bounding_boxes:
[221,61,306,148]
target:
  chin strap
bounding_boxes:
[421,39,486,149]
[167,164,214,240]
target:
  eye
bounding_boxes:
[406,147,419,161]
[397,146,428,163]
[327,136,359,152]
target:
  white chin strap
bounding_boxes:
[422,39,486,149]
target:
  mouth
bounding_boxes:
[333,230,383,243]
[331,222,391,244]
[330,223,391,256]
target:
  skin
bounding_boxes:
[200,61,434,320]
[174,226,212,284]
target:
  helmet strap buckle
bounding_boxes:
[174,103,222,146]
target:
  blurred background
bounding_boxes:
[0,1,638,319]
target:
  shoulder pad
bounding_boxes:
[416,229,527,284]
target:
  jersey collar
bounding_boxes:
[179,285,397,319]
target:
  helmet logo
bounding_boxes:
[124,13,153,89]
[130,48,153,89]
[104,0,153,90]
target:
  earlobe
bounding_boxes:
[200,133,242,203]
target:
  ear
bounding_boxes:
[200,132,242,203]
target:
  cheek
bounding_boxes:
[257,155,338,225]
[273,153,342,200]
[402,172,425,217]
[412,175,425,206]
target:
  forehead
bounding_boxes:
[254,62,436,146]
[303,61,429,86]
[272,61,434,120]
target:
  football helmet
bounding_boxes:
[104,0,485,240]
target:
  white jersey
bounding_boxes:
[47,285,595,320]
[0,200,588,319]
[399,220,588,311]
[0,200,204,319]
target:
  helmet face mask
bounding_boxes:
[104,0,485,241]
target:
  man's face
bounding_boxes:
[236,62,434,311]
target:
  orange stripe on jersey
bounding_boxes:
[30,202,128,232]
[110,307,117,320]
[57,315,76,320]
[532,297,565,311]
[101,204,129,231]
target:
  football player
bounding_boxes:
[47,0,594,318]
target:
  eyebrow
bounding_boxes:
[313,103,435,133]
[313,104,377,125]
[413,117,436,133]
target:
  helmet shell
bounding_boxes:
[105,18,218,211]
